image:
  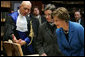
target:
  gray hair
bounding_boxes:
[44,4,56,11]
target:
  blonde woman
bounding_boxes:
[53,7,84,56]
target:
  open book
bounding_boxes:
[3,40,23,56]
[3,40,39,56]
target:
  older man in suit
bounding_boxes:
[3,1,39,55]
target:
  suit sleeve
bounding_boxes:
[24,37,30,44]
[78,25,84,56]
[3,15,15,41]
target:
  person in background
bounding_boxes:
[3,1,39,55]
[74,11,84,27]
[53,7,84,56]
[10,9,14,13]
[31,6,46,25]
[36,4,63,56]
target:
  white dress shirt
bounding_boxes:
[16,10,28,32]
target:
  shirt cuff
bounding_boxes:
[24,37,30,44]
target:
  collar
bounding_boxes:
[18,10,23,16]
[59,21,74,32]
[69,21,74,32]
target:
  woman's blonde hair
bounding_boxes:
[53,7,70,22]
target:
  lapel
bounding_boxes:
[60,21,75,47]
[69,21,75,44]
[27,16,35,35]
[25,15,30,24]
[45,23,57,41]
[45,22,54,38]
[46,26,53,38]
[25,15,31,34]
[60,28,70,47]
[53,29,57,38]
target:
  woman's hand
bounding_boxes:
[41,53,47,56]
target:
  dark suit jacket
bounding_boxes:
[36,22,63,56]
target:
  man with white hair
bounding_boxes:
[3,1,39,55]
